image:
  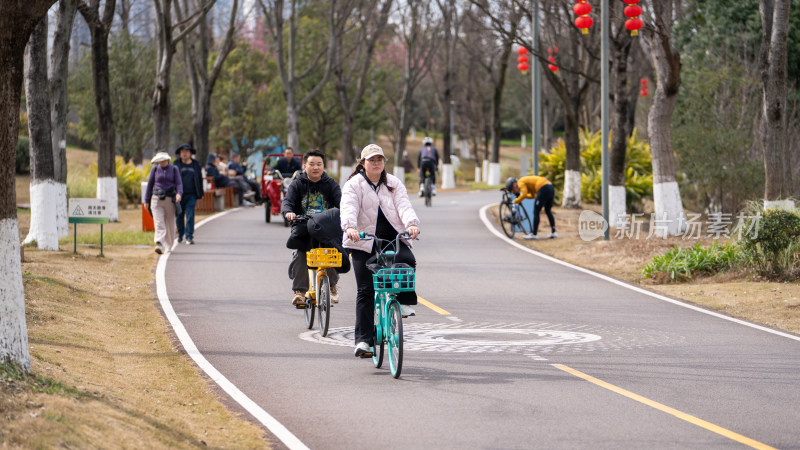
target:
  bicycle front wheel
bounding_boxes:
[304,294,315,329]
[498,202,516,238]
[317,274,331,337]
[372,294,384,368]
[387,301,404,378]
[424,177,432,207]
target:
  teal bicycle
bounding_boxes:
[359,231,416,379]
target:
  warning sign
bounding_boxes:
[68,198,110,219]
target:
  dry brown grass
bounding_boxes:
[491,204,800,335]
[2,247,270,448]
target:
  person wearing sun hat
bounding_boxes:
[173,144,204,245]
[340,143,421,358]
[145,151,183,254]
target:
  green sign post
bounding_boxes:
[68,198,111,256]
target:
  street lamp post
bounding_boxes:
[532,0,540,176]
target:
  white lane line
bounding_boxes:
[479,203,800,343]
[157,208,310,450]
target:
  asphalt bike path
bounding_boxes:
[161,190,800,449]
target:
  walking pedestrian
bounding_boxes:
[145,152,183,254]
[173,144,203,245]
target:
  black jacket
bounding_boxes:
[274,157,302,177]
[281,172,341,217]
[286,208,350,273]
[174,158,204,199]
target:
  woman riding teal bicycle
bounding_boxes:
[341,144,421,358]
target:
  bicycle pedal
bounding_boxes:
[295,304,306,309]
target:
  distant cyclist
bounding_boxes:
[506,176,557,240]
[417,137,439,197]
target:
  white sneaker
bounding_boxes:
[155,242,164,254]
[400,305,416,317]
[354,342,372,357]
[432,187,436,196]
[330,285,339,304]
[548,232,558,239]
[523,233,539,240]
[243,190,256,199]
[242,199,255,207]
[419,190,424,197]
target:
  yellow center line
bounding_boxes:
[417,296,450,315]
[552,364,776,450]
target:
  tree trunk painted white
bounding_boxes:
[97,176,119,221]
[609,185,627,228]
[652,181,687,237]
[22,180,60,250]
[481,160,489,183]
[487,162,501,186]
[474,167,481,183]
[562,169,582,208]
[55,181,68,236]
[0,219,30,371]
[763,199,796,211]
[441,164,456,190]
[393,167,405,185]
[339,166,353,186]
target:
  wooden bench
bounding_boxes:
[196,176,238,212]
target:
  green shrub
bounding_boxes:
[642,242,742,281]
[539,129,652,209]
[739,208,800,279]
[16,137,30,174]
[89,157,151,204]
[67,173,96,199]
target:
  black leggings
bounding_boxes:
[534,183,556,235]
[419,160,436,185]
[350,243,417,346]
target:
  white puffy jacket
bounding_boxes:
[340,171,420,253]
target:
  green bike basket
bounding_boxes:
[372,267,415,293]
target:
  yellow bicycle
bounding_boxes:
[304,247,342,337]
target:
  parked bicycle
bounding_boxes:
[499,187,532,239]
[359,231,416,379]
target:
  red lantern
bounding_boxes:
[573,2,591,16]
[547,56,558,73]
[623,0,642,36]
[640,78,649,97]
[518,63,530,73]
[575,15,594,34]
[517,47,529,74]
[517,47,529,56]
[573,0,593,35]
[517,55,529,64]
[640,89,648,97]
[640,78,648,86]
[625,18,643,36]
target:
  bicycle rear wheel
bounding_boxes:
[387,300,403,378]
[317,274,330,337]
[304,294,315,329]
[424,177,432,207]
[499,202,516,238]
[372,293,384,368]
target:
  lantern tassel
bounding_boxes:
[631,30,638,37]
[581,28,588,35]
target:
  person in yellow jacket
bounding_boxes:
[505,176,557,240]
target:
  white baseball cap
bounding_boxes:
[361,144,385,160]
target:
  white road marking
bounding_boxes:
[479,203,800,343]
[156,208,310,450]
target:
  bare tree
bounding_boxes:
[432,0,467,190]
[151,0,216,154]
[1,0,58,373]
[464,2,522,185]
[333,0,393,168]
[179,0,238,164]
[759,0,794,204]
[641,0,686,236]
[78,0,119,220]
[380,1,436,180]
[50,0,77,237]
[23,18,59,251]
[259,0,337,151]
